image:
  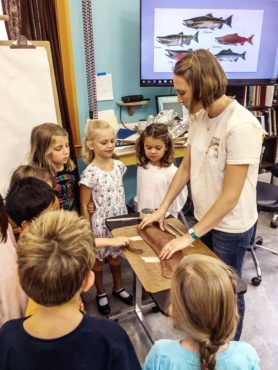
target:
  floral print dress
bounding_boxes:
[80,160,128,260]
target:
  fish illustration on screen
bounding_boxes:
[214,49,246,62]
[215,33,254,45]
[183,13,232,29]
[156,31,199,46]
[165,49,192,60]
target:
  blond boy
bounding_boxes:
[0,210,140,370]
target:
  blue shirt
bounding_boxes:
[143,339,260,370]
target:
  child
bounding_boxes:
[0,210,141,370]
[29,122,79,211]
[5,177,58,231]
[0,194,27,326]
[10,164,55,189]
[5,177,58,318]
[80,119,133,315]
[136,123,188,218]
[143,254,260,370]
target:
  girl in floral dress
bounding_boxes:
[80,119,132,315]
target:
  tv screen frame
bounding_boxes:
[140,0,278,87]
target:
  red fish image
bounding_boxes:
[165,49,192,60]
[215,33,254,45]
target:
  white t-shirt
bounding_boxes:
[137,163,188,218]
[188,100,263,233]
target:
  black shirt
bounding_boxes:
[0,315,141,370]
[55,166,79,211]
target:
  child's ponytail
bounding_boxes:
[171,255,238,370]
[81,138,95,164]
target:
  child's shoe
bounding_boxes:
[96,293,111,315]
[112,288,133,305]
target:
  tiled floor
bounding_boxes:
[84,211,278,369]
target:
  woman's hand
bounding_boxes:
[110,236,130,248]
[139,208,166,230]
[159,234,194,260]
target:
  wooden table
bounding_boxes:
[107,214,247,343]
[111,218,216,293]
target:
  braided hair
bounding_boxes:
[170,255,238,370]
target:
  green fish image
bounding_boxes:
[156,31,199,46]
[215,49,246,62]
[183,13,232,30]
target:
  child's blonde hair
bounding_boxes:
[81,119,114,164]
[171,255,238,370]
[17,209,95,306]
[136,123,174,168]
[29,123,75,176]
[10,164,55,189]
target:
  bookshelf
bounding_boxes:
[226,84,278,171]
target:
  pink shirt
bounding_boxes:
[0,225,27,326]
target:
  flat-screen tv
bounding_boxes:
[140,0,278,86]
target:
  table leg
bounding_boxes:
[109,272,156,344]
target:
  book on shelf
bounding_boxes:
[273,84,278,106]
[265,85,275,107]
[243,85,276,107]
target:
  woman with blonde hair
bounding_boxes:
[143,255,260,370]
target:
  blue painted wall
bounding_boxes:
[69,0,169,137]
[69,0,171,204]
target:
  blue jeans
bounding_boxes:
[201,225,254,340]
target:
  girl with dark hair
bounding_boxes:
[136,123,188,218]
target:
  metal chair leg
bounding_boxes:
[249,244,262,286]
[270,213,278,229]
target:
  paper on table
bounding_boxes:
[129,236,143,241]
[142,256,160,263]
[96,73,113,101]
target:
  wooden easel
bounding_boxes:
[0,38,62,195]
[0,14,9,21]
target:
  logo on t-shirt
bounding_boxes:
[207,137,220,159]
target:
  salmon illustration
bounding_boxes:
[215,33,254,45]
[165,49,193,60]
[156,31,199,46]
[183,13,232,30]
[215,49,246,62]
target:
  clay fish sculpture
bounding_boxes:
[215,33,254,45]
[183,13,232,30]
[165,48,192,60]
[215,48,246,62]
[156,31,199,46]
[138,223,183,279]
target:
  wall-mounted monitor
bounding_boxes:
[140,0,278,86]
